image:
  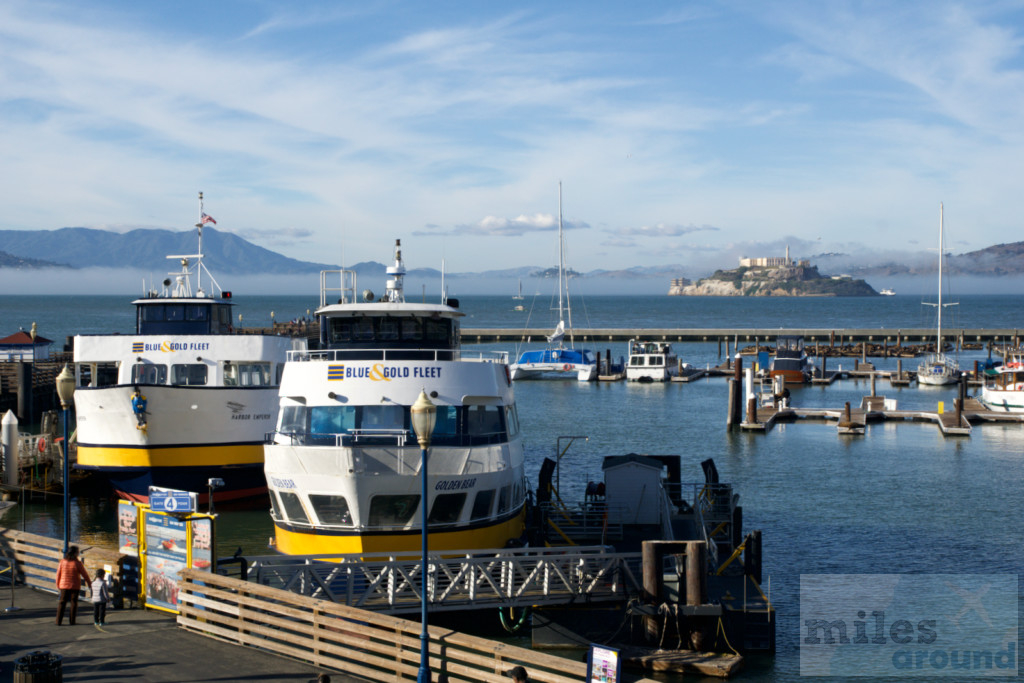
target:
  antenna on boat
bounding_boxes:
[195,191,204,295]
[441,257,447,305]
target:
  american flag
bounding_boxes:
[200,213,217,225]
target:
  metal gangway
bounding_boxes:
[245,545,644,615]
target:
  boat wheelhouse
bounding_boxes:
[769,335,813,384]
[626,340,679,382]
[73,194,303,504]
[264,240,527,555]
[978,356,1024,412]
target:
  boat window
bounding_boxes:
[471,490,495,520]
[401,318,422,340]
[84,363,120,387]
[276,363,284,384]
[353,318,375,341]
[141,305,165,321]
[309,494,353,526]
[368,494,419,527]
[224,362,272,386]
[630,357,642,366]
[279,405,307,433]
[171,364,208,386]
[186,305,209,322]
[424,318,450,342]
[165,305,185,322]
[497,485,511,514]
[429,493,466,525]
[269,492,284,521]
[649,356,663,366]
[467,405,503,437]
[361,405,404,431]
[378,318,399,341]
[432,405,459,440]
[279,491,310,524]
[131,363,167,385]
[310,405,357,435]
[329,319,356,343]
[504,405,520,438]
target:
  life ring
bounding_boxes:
[563,364,572,371]
[37,437,47,453]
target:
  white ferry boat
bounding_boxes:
[880,288,895,296]
[264,240,527,555]
[73,194,304,504]
[625,339,679,382]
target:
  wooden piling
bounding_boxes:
[870,372,876,397]
[686,541,708,607]
[727,379,737,427]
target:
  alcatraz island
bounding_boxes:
[669,247,877,297]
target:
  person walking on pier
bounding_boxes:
[55,545,90,625]
[91,567,110,626]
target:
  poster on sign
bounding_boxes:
[117,500,140,556]
[587,644,620,683]
[144,512,188,611]
[190,517,214,571]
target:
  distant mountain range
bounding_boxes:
[2,226,1024,280]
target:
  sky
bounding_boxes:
[3,0,1024,285]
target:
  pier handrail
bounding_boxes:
[177,568,591,683]
[243,545,643,614]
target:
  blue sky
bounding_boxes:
[3,0,1024,281]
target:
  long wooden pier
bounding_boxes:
[463,328,1024,344]
[740,397,1011,437]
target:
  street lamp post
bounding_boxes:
[55,365,75,555]
[410,390,436,683]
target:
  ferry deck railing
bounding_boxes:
[287,348,509,363]
[245,546,643,614]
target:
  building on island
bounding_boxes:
[738,245,809,269]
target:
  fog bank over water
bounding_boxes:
[2,268,1023,297]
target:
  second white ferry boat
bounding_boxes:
[264,240,527,555]
[73,194,305,504]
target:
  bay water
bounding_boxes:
[3,293,1022,681]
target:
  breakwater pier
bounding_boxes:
[462,327,1024,345]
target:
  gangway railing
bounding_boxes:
[245,546,643,615]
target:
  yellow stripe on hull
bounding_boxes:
[273,511,526,556]
[77,443,264,469]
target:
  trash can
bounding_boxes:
[13,650,62,682]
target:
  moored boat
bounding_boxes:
[978,355,1024,412]
[72,194,305,504]
[626,339,679,382]
[769,335,813,384]
[264,239,527,555]
[510,183,597,382]
[917,203,959,386]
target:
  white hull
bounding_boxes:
[916,353,959,386]
[979,387,1024,412]
[510,363,597,381]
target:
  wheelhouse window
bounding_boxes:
[649,357,663,366]
[131,363,167,385]
[368,495,419,527]
[309,494,353,526]
[429,493,466,525]
[186,305,209,321]
[81,362,119,388]
[171,364,208,386]
[497,485,511,514]
[467,405,503,439]
[325,315,457,349]
[278,491,310,524]
[470,490,495,520]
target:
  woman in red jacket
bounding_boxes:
[55,545,91,625]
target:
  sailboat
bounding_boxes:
[917,203,959,386]
[510,183,597,381]
[513,279,524,300]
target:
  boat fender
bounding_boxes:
[37,437,47,453]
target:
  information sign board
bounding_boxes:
[149,487,196,513]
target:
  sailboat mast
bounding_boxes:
[937,202,943,352]
[557,182,564,326]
